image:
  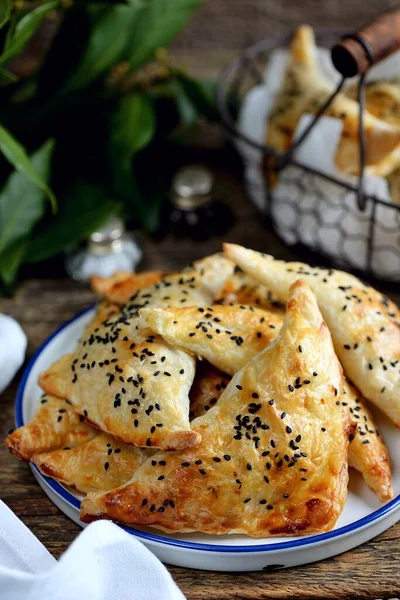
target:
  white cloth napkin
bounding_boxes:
[0,500,186,600]
[0,314,27,394]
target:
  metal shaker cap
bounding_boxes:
[171,165,214,210]
[88,216,125,255]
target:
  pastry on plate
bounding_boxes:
[216,272,285,314]
[91,271,164,306]
[138,304,284,376]
[33,432,154,494]
[224,243,400,427]
[5,394,96,461]
[343,381,393,502]
[267,25,400,175]
[48,254,234,450]
[39,301,120,398]
[187,342,393,502]
[81,281,351,536]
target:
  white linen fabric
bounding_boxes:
[0,314,26,395]
[0,501,186,600]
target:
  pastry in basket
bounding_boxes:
[91,271,164,306]
[267,25,400,175]
[224,244,400,427]
[5,394,96,461]
[343,381,393,502]
[41,254,234,451]
[32,432,154,494]
[215,272,285,314]
[81,281,351,536]
[137,304,284,376]
[189,361,231,419]
[347,79,400,127]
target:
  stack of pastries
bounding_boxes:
[5,245,397,537]
[266,24,400,201]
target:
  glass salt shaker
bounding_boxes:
[65,216,142,281]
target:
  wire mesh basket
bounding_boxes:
[216,28,400,282]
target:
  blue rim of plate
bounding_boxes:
[15,306,400,554]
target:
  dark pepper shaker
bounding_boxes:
[164,165,235,241]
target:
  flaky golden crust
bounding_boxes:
[68,254,234,449]
[343,381,393,502]
[138,304,283,376]
[39,301,121,398]
[189,362,231,419]
[5,395,96,461]
[267,25,400,176]
[81,281,349,537]
[215,272,285,314]
[91,272,164,305]
[188,339,392,502]
[224,244,400,427]
[33,433,154,494]
[39,353,74,399]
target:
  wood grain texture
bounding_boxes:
[172,0,400,53]
[1,149,399,599]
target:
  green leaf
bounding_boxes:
[111,92,155,168]
[0,66,18,85]
[64,5,142,91]
[0,2,59,67]
[122,0,201,70]
[0,139,54,255]
[0,237,27,286]
[175,72,219,121]
[26,180,120,263]
[0,0,12,30]
[0,125,56,210]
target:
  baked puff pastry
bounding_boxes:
[224,244,400,427]
[5,395,96,461]
[343,381,393,502]
[33,433,154,494]
[91,271,164,306]
[187,336,392,501]
[81,281,350,536]
[215,272,285,314]
[267,25,400,175]
[39,301,121,398]
[65,254,234,450]
[138,304,284,376]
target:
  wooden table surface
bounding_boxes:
[0,150,399,599]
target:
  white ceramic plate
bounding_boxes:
[16,307,400,571]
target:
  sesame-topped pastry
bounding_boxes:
[343,381,393,502]
[189,362,231,419]
[267,25,400,175]
[138,304,284,376]
[33,432,154,495]
[91,271,164,306]
[215,272,285,314]
[61,254,234,450]
[5,395,96,461]
[224,244,400,427]
[39,353,74,399]
[39,300,121,398]
[81,281,351,536]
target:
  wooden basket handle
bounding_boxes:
[331,7,400,77]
